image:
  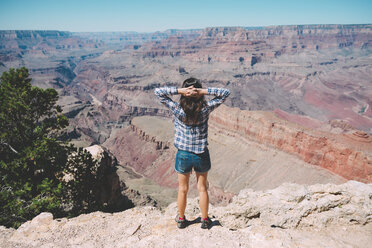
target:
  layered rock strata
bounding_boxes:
[210,105,372,182]
[138,25,372,63]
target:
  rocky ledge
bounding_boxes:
[1,181,371,248]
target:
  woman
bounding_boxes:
[154,77,230,229]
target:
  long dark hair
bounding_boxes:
[180,77,207,125]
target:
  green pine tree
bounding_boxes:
[0,67,104,228]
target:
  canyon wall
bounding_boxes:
[74,29,202,48]
[137,24,372,63]
[0,30,103,51]
[210,105,372,182]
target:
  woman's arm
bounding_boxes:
[155,86,229,115]
[154,87,186,119]
[204,87,230,113]
[154,86,197,102]
[154,86,179,110]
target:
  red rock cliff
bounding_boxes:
[210,105,372,183]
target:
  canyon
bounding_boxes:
[1,24,372,220]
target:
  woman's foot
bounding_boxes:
[201,217,212,229]
[175,214,187,229]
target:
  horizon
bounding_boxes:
[0,0,372,33]
[1,23,372,34]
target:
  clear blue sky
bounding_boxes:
[0,0,371,32]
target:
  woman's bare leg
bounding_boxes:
[196,172,209,219]
[177,173,190,218]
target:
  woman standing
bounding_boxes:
[154,78,230,229]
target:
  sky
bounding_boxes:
[0,0,371,32]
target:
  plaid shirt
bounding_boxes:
[154,86,230,154]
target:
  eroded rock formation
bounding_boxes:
[130,123,171,150]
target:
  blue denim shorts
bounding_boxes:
[175,149,211,174]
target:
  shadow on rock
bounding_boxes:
[186,217,222,229]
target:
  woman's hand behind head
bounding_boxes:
[183,86,198,97]
[179,86,207,98]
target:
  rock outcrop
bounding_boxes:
[129,122,171,150]
[83,145,158,210]
[83,145,127,209]
[1,181,371,248]
[211,180,372,229]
